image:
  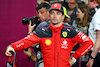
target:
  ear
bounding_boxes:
[93,0,99,5]
[63,15,65,18]
[49,14,50,17]
[62,15,65,21]
[94,0,97,4]
[83,11,86,15]
[93,0,99,8]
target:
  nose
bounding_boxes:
[38,13,41,18]
[38,14,40,17]
[53,13,57,18]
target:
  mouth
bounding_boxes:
[53,19,57,21]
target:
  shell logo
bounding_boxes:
[45,39,52,45]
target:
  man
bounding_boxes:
[24,3,70,67]
[86,0,100,67]
[67,0,77,25]
[5,3,94,67]
[23,2,50,67]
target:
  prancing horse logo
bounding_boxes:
[62,31,67,38]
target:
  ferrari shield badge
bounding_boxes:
[62,31,67,38]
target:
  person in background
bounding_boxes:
[72,2,91,35]
[67,0,78,25]
[23,2,50,67]
[37,0,50,5]
[86,0,100,67]
[5,3,94,67]
[71,2,91,66]
[63,17,71,25]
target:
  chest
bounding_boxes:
[40,30,75,51]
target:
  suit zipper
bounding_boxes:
[57,52,59,67]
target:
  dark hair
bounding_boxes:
[44,0,50,2]
[89,0,100,5]
[75,0,78,3]
[36,3,50,11]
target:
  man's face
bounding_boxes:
[49,10,64,25]
[37,8,48,22]
[87,0,95,9]
[68,0,77,10]
[87,0,94,9]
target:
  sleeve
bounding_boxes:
[10,33,41,51]
[72,32,94,59]
[93,11,100,31]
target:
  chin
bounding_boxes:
[76,17,80,19]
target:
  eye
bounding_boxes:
[50,12,54,15]
[57,12,60,15]
[77,11,79,13]
[57,12,61,15]
[41,12,44,14]
[40,11,44,14]
[82,10,85,13]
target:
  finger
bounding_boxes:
[86,63,89,67]
[70,61,74,66]
[5,52,9,56]
[7,50,15,56]
[87,63,90,65]
[69,62,72,66]
[29,20,32,26]
[5,51,12,56]
[71,62,73,66]
[70,63,72,66]
[32,24,36,28]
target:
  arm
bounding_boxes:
[5,33,41,56]
[69,31,93,66]
[5,21,39,56]
[23,48,36,62]
[90,30,100,58]
[23,20,37,62]
[86,30,100,67]
[72,32,94,59]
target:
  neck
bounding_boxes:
[63,23,69,25]
[80,17,83,22]
[51,22,63,27]
[94,4,99,9]
[46,17,50,21]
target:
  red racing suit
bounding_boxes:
[10,24,94,67]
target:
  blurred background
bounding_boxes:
[0,0,37,67]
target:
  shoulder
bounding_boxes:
[61,24,79,38]
[33,23,52,37]
[92,8,100,22]
[95,8,100,16]
[63,24,75,30]
[36,21,50,29]
[94,8,100,16]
